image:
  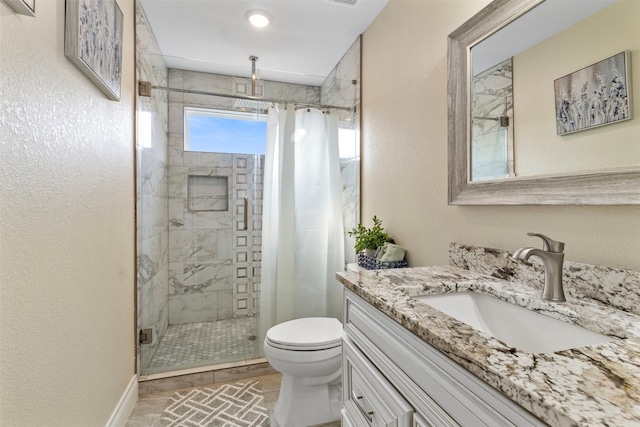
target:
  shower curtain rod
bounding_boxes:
[151,85,354,112]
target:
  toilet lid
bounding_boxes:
[266,317,342,350]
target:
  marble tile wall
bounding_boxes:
[449,243,640,315]
[136,3,170,371]
[321,37,361,266]
[166,149,237,324]
[136,17,362,346]
[471,58,514,181]
[167,70,320,323]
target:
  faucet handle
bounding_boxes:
[527,232,565,253]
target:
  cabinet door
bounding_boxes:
[344,290,546,427]
[343,337,414,426]
[413,413,435,427]
[342,409,357,427]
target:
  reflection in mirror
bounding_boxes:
[468,0,638,183]
[471,57,514,181]
[448,0,640,204]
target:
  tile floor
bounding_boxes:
[125,372,341,427]
[147,318,258,372]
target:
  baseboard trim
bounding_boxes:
[105,374,138,427]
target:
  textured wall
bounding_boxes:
[361,0,640,271]
[0,0,136,425]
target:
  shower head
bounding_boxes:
[233,98,271,112]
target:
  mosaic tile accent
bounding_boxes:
[232,154,263,318]
[148,318,258,372]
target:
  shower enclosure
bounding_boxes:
[135,2,360,375]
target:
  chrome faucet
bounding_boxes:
[512,233,566,302]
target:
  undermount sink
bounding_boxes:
[414,291,615,353]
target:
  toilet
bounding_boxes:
[263,317,343,427]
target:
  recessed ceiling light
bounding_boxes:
[245,9,272,28]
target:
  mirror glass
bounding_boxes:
[468,0,638,183]
[448,0,640,205]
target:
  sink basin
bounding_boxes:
[414,291,615,353]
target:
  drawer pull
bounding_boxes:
[352,391,374,422]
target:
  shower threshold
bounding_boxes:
[139,356,270,382]
[138,356,275,394]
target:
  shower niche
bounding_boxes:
[188,175,229,212]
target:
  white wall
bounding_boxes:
[361,0,640,271]
[0,0,136,425]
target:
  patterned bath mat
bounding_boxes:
[160,380,269,427]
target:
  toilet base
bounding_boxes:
[273,374,341,427]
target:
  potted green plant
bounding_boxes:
[348,216,393,257]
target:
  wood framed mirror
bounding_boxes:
[447,0,640,205]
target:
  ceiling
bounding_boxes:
[138,0,389,87]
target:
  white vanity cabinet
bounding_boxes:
[343,337,414,426]
[342,289,546,427]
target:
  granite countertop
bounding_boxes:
[337,266,640,427]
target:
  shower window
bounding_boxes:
[184,107,267,154]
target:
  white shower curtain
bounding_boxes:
[259,104,344,346]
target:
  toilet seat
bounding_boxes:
[265,317,342,351]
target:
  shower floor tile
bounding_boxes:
[148,317,258,371]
